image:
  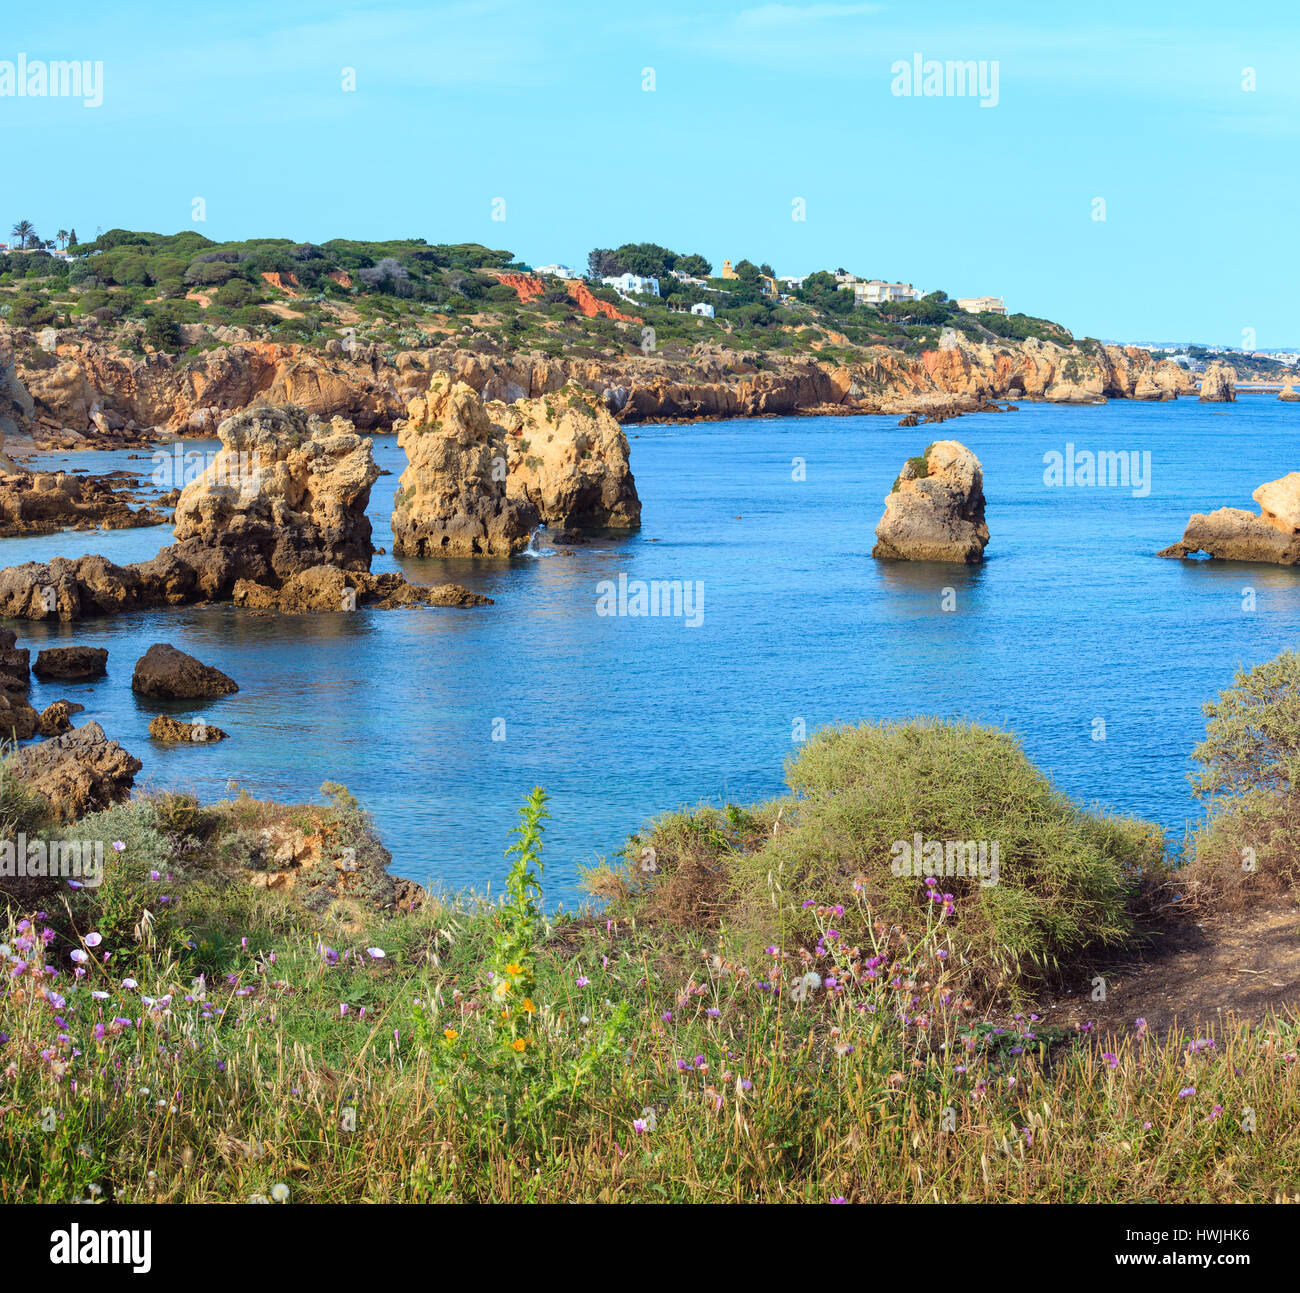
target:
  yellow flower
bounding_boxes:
[493,981,511,998]
[500,1007,511,1020]
[443,1028,458,1042]
[509,1038,527,1052]
[505,962,524,976]
[522,998,536,1014]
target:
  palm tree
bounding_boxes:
[9,220,36,250]
[56,229,69,251]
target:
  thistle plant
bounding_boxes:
[491,786,549,1056]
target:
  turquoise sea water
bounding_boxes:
[4,396,1298,903]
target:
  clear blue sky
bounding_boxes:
[5,0,1298,346]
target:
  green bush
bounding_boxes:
[1187,650,1300,900]
[617,720,1167,1000]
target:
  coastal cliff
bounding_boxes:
[1,323,1194,446]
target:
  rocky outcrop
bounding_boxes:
[148,714,228,743]
[392,378,540,556]
[171,404,380,585]
[0,469,168,537]
[873,441,989,563]
[0,628,38,739]
[34,645,108,680]
[132,644,239,699]
[1159,472,1300,565]
[232,565,491,612]
[38,700,82,737]
[1280,385,1300,402]
[1198,363,1236,402]
[9,721,142,820]
[495,386,641,529]
[0,342,34,454]
[392,379,640,555]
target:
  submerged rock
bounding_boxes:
[9,721,142,820]
[872,440,989,563]
[1159,472,1300,565]
[132,643,239,699]
[148,714,229,743]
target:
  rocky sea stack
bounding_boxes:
[392,378,640,557]
[872,441,989,563]
[1198,363,1236,403]
[1159,471,1300,565]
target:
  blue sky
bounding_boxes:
[5,0,1298,345]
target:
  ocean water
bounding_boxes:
[4,396,1298,904]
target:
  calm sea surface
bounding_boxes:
[5,396,1297,903]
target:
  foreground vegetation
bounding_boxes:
[1,659,1299,1203]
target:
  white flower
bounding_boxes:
[639,1106,658,1132]
[270,1182,290,1203]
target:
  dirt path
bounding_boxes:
[1034,902,1300,1040]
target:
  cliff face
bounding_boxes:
[3,324,1195,444]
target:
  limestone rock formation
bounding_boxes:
[873,441,989,563]
[0,628,38,739]
[0,343,34,452]
[0,469,169,538]
[38,700,82,737]
[392,377,540,556]
[232,565,491,612]
[171,404,380,584]
[35,645,108,680]
[148,714,229,743]
[9,721,142,820]
[132,643,239,699]
[1159,472,1300,565]
[392,379,640,555]
[494,386,641,529]
[1280,385,1300,402]
[1198,363,1236,402]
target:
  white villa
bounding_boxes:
[601,273,660,297]
[690,302,715,318]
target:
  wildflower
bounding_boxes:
[270,1183,290,1202]
[443,1028,458,1042]
[706,1007,721,1019]
[121,978,137,990]
[639,1106,658,1132]
[505,962,524,975]
[509,1038,527,1052]
[632,1118,648,1134]
[70,950,88,965]
[366,948,386,960]
[829,1196,847,1204]
[1178,1087,1196,1099]
[576,976,590,988]
[112,842,125,853]
[522,998,536,1014]
[84,933,102,948]
[1102,1052,1119,1069]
